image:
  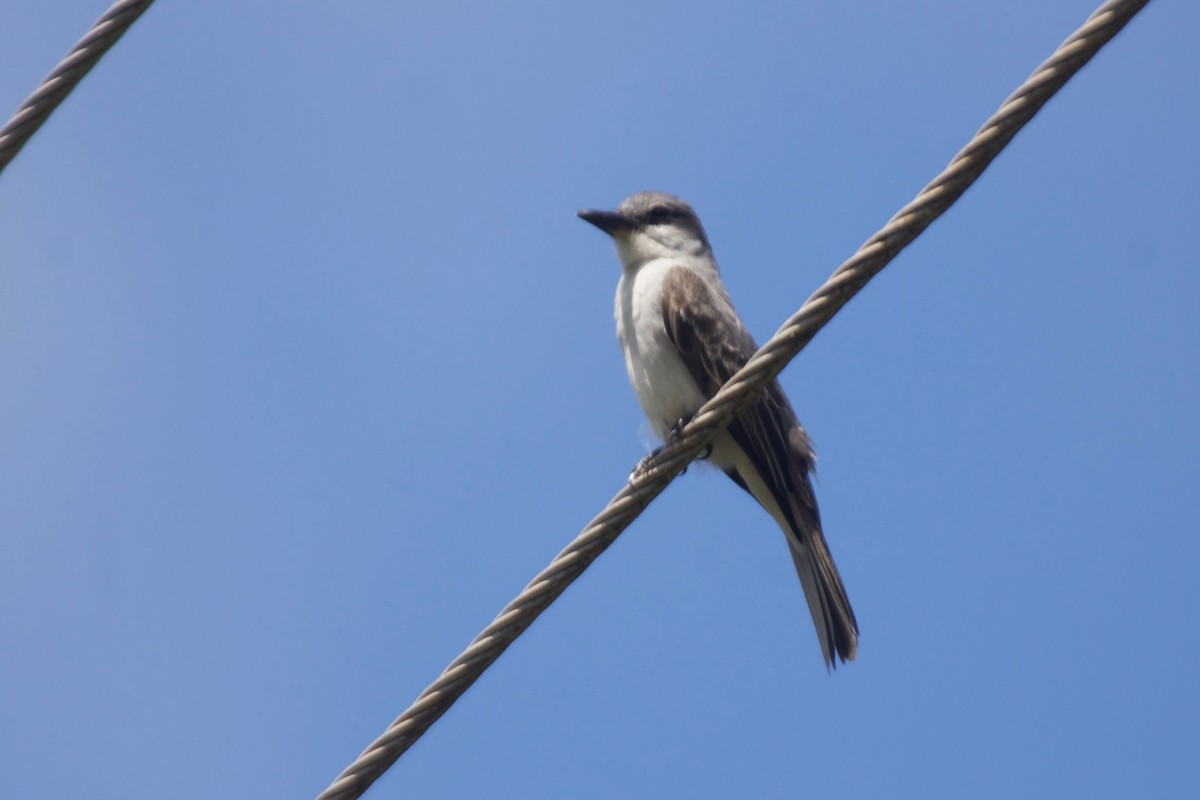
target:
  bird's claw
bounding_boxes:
[672,415,713,461]
[628,415,712,483]
[629,448,661,483]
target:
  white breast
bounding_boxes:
[614,259,709,440]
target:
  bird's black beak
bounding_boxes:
[577,208,635,236]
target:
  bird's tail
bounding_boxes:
[781,483,858,668]
[787,536,858,668]
[718,390,858,668]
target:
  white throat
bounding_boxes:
[613,227,714,274]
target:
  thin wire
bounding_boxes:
[316,0,1148,796]
[0,0,155,175]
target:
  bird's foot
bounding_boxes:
[670,415,713,461]
[629,446,664,482]
[628,415,710,483]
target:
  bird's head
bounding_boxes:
[579,191,713,270]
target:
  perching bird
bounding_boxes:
[579,191,858,668]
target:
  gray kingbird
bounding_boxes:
[579,191,858,668]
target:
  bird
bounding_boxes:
[578,191,858,668]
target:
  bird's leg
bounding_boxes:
[629,446,664,482]
[629,415,711,483]
[671,416,714,461]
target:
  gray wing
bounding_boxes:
[659,265,859,666]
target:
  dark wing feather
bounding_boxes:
[660,266,858,666]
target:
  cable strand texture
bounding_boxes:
[0,0,155,175]
[318,2,1150,797]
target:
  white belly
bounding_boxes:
[615,260,709,440]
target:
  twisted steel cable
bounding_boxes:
[0,0,155,175]
[318,2,1151,797]
[317,2,1152,796]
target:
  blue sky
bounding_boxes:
[2,2,1197,798]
